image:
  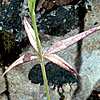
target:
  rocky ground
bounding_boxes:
[0,0,100,100]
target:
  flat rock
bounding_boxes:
[0,0,100,100]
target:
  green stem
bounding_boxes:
[31,10,50,100]
[31,11,42,57]
[29,1,50,99]
[40,61,50,100]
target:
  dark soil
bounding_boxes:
[0,0,99,99]
[28,62,77,86]
[87,90,100,100]
[37,5,79,36]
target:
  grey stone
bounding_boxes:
[0,26,2,31]
[0,0,100,100]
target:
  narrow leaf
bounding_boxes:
[24,18,41,53]
[45,54,78,75]
[28,0,36,13]
[28,0,34,12]
[2,53,39,77]
[47,26,100,54]
[28,0,32,13]
[36,0,45,11]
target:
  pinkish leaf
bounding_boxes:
[24,18,41,53]
[2,53,39,77]
[45,54,78,75]
[47,26,100,54]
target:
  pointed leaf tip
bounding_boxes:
[24,18,41,53]
[47,26,100,54]
[2,53,39,77]
[45,54,78,75]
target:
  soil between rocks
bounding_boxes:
[0,0,100,100]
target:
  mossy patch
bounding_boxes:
[0,29,21,66]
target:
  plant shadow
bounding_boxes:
[28,62,77,87]
[72,0,91,99]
